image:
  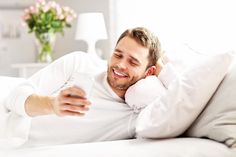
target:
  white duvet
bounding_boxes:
[1,138,235,157]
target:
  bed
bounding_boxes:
[1,138,235,157]
[0,49,236,157]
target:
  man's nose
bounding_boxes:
[117,59,127,70]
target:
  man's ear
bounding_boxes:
[145,66,156,77]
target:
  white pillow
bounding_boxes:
[135,51,234,138]
[162,43,205,73]
[186,56,236,147]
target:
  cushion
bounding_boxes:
[135,51,234,139]
[185,57,236,147]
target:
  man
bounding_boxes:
[5,27,163,147]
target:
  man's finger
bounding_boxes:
[60,104,89,112]
[60,110,86,117]
[61,86,86,98]
[60,96,91,106]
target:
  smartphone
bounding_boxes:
[68,72,95,98]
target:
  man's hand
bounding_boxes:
[52,86,91,117]
[25,86,91,117]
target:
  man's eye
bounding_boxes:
[114,54,122,58]
[130,61,138,66]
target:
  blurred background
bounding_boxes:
[0,0,235,77]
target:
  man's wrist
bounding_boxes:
[25,94,55,117]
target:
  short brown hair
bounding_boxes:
[116,27,162,68]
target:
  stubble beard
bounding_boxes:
[107,66,136,91]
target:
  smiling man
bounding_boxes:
[107,28,161,98]
[5,27,163,147]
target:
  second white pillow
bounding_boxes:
[135,51,234,138]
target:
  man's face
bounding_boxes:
[107,36,151,95]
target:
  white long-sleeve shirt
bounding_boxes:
[5,51,138,147]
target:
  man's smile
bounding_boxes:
[113,69,128,78]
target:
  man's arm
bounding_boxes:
[5,52,89,117]
[25,86,91,117]
[6,51,106,117]
[24,94,54,116]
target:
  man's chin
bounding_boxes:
[113,84,129,91]
[108,78,128,90]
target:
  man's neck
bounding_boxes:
[112,88,125,99]
[106,79,126,99]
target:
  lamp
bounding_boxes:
[75,12,107,58]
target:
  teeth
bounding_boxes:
[114,70,127,77]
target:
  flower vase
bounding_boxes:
[35,32,56,63]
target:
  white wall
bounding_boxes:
[0,10,35,76]
[110,0,236,55]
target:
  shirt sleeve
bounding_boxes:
[5,51,87,117]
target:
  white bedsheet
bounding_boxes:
[1,138,235,157]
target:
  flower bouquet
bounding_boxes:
[22,0,77,62]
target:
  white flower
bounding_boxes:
[22,0,77,34]
[66,16,73,23]
[42,4,50,12]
